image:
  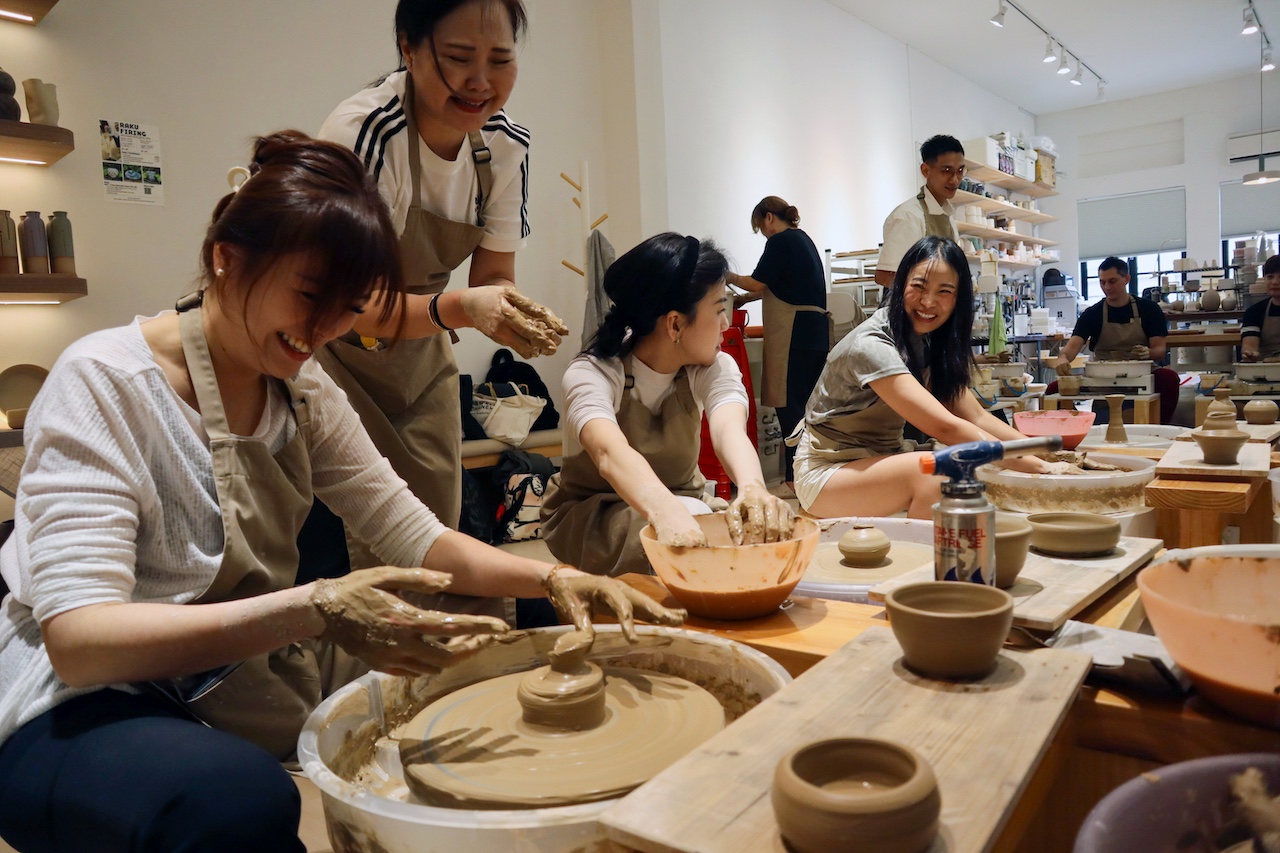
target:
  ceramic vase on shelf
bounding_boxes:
[1200,284,1221,311]
[20,78,57,127]
[1221,290,1238,311]
[47,211,74,275]
[0,67,20,121]
[0,210,17,275]
[18,211,49,275]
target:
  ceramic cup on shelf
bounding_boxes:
[0,210,17,275]
[18,211,49,275]
[20,78,58,127]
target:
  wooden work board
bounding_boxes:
[1155,440,1272,480]
[866,537,1163,632]
[1174,421,1280,444]
[601,629,1090,853]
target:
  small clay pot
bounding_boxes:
[1243,398,1279,425]
[1058,375,1082,396]
[885,582,1014,680]
[772,738,940,853]
[4,407,25,429]
[839,524,891,567]
[1203,387,1237,430]
[1026,512,1121,557]
[993,517,1032,589]
[1192,428,1249,465]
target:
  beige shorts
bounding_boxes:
[792,429,880,511]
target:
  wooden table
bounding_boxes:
[1146,441,1274,547]
[1042,392,1160,424]
[617,574,1280,853]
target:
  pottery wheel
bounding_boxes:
[398,666,724,809]
[804,540,934,585]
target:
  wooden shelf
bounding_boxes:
[0,0,59,25]
[0,273,86,303]
[956,221,1058,247]
[964,160,1058,199]
[0,119,74,165]
[952,189,1057,225]
[965,254,1042,272]
[1168,310,1244,323]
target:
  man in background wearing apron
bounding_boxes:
[1052,256,1179,423]
[875,135,965,288]
[1241,254,1280,361]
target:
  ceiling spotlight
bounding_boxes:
[1043,38,1057,63]
[1097,81,1106,100]
[1265,48,1276,71]
[1056,49,1072,75]
[1244,5,1260,35]
[1070,67,1083,85]
[990,1,1007,28]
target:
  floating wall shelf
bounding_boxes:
[0,0,59,25]
[0,273,87,304]
[0,119,75,165]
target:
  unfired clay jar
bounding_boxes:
[1203,388,1237,430]
[0,210,17,275]
[1185,298,1201,312]
[20,78,57,127]
[1026,512,1121,557]
[884,582,1013,680]
[1199,284,1220,311]
[993,517,1032,590]
[1058,375,1082,396]
[1192,428,1249,465]
[1221,291,1239,311]
[772,738,940,853]
[1244,398,1279,425]
[838,524,892,567]
[1166,300,1185,313]
[1104,394,1128,444]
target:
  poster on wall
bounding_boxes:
[100,120,164,206]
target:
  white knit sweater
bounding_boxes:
[0,316,445,747]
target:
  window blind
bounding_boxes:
[1077,187,1186,259]
[1220,178,1280,238]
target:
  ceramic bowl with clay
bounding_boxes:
[640,514,820,620]
[1137,547,1280,728]
[1013,410,1097,450]
[772,737,940,853]
[993,517,1032,589]
[1026,512,1121,557]
[884,582,1014,679]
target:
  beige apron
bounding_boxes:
[1259,303,1280,359]
[541,362,707,577]
[761,285,829,409]
[917,189,956,240]
[156,302,367,762]
[315,73,494,535]
[1092,296,1147,361]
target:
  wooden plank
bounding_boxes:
[1155,440,1271,480]
[1174,420,1280,444]
[1166,332,1241,347]
[0,119,74,165]
[601,630,1090,853]
[0,0,60,25]
[867,537,1162,632]
[1145,476,1256,513]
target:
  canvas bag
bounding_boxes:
[471,381,547,445]
[484,349,560,431]
[493,451,558,543]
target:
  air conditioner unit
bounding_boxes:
[1227,129,1280,163]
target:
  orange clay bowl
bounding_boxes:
[640,513,820,621]
[1013,409,1097,451]
[1137,546,1280,728]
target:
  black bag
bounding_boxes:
[459,467,503,543]
[484,349,559,432]
[458,373,488,441]
[491,450,558,543]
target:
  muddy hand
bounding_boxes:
[1130,345,1150,360]
[726,482,795,545]
[311,567,509,676]
[460,285,568,358]
[649,503,708,549]
[1078,456,1121,471]
[1040,461,1083,475]
[1054,361,1074,377]
[543,568,687,665]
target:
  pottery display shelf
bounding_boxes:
[1146,441,1274,548]
[1194,395,1280,427]
[1041,392,1160,425]
[0,119,74,165]
[615,574,1280,853]
[0,273,87,304]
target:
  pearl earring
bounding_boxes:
[675,336,682,345]
[215,268,225,277]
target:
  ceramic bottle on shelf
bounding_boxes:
[0,211,17,275]
[18,211,49,275]
[47,211,75,275]
[20,78,57,127]
[1221,290,1238,311]
[0,67,20,121]
[1200,284,1220,311]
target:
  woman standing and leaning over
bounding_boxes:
[541,233,795,577]
[724,196,834,489]
[313,0,566,571]
[0,132,680,853]
[791,236,1069,519]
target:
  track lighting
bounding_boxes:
[1097,80,1106,100]
[1056,49,1072,75]
[1244,5,1260,35]
[989,1,1006,27]
[1264,47,1275,71]
[1043,38,1056,63]
[1070,67,1083,85]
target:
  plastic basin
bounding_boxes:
[1014,410,1096,450]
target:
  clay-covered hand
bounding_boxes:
[1130,345,1151,360]
[1039,460,1084,475]
[726,482,795,545]
[648,502,709,549]
[459,285,570,358]
[1242,350,1261,363]
[1044,449,1121,472]
[543,568,687,664]
[1054,360,1074,377]
[311,567,509,677]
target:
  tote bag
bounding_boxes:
[471,381,547,445]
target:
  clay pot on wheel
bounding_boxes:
[838,524,891,567]
[1104,395,1128,444]
[1244,399,1279,425]
[1192,429,1249,465]
[1203,388,1237,430]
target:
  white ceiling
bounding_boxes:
[829,0,1280,116]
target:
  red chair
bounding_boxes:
[699,309,758,500]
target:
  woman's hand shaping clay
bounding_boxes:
[459,285,569,358]
[311,567,510,677]
[648,501,709,549]
[726,482,795,545]
[542,568,687,666]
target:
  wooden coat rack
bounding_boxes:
[560,160,608,279]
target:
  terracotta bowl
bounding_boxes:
[1013,410,1096,450]
[1026,512,1121,557]
[639,514,819,620]
[772,738,940,853]
[993,517,1032,589]
[1137,547,1280,727]
[884,582,1014,679]
[1074,753,1280,853]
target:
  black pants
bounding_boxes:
[776,348,829,482]
[0,690,304,853]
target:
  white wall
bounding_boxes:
[1035,73,1267,279]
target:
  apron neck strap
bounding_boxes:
[178,303,232,442]
[402,73,494,217]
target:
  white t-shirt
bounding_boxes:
[562,352,749,457]
[319,70,530,254]
[0,317,446,747]
[878,190,959,279]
